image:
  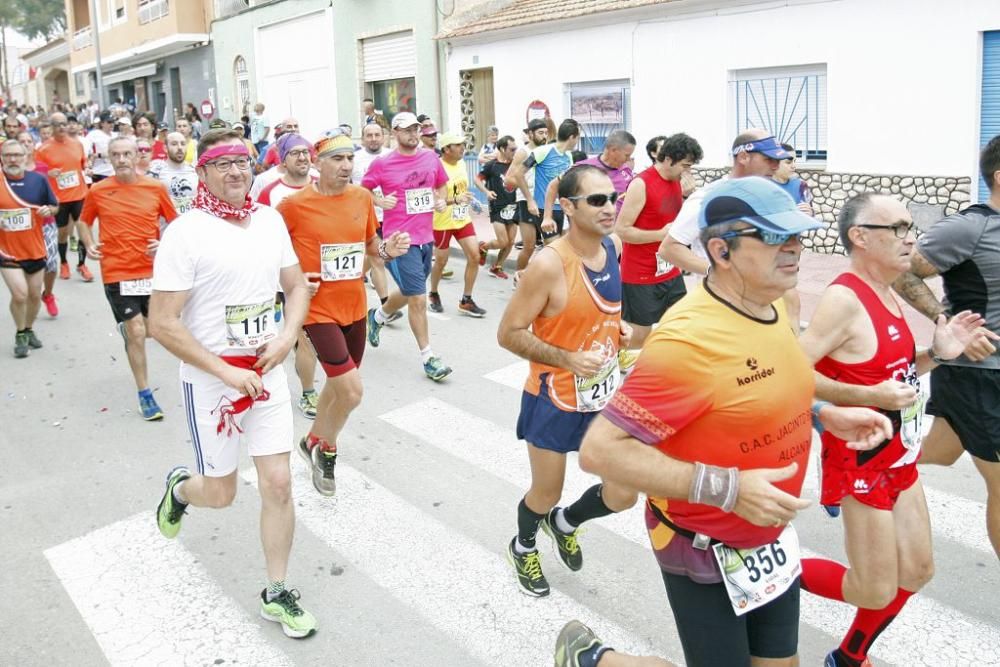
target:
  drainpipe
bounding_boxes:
[434,2,447,128]
[88,0,105,107]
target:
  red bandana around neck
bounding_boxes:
[193,181,258,222]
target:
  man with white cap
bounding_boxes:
[361,111,452,381]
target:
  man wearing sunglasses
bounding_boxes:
[149,128,316,640]
[78,137,178,421]
[499,164,638,598]
[577,177,893,666]
[797,193,988,667]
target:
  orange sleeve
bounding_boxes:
[276,197,295,234]
[158,183,178,223]
[79,189,99,226]
[364,192,378,242]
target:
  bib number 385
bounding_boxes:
[711,524,801,616]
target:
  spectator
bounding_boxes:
[250,102,270,155]
[772,142,814,212]
[478,125,499,165]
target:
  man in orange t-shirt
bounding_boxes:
[79,136,177,421]
[277,131,409,497]
[35,111,92,281]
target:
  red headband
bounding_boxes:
[196,143,250,168]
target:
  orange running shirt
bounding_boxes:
[36,138,88,203]
[79,176,178,284]
[278,184,378,326]
[603,281,814,549]
[0,174,47,261]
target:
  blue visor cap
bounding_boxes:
[699,177,823,235]
[732,136,794,160]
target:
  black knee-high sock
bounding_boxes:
[563,484,614,528]
[57,242,67,263]
[517,497,546,549]
[77,243,87,266]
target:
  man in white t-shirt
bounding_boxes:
[149,128,317,640]
[87,111,115,182]
[352,123,392,304]
[153,132,198,214]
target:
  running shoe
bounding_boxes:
[14,332,29,358]
[554,620,607,667]
[260,588,318,639]
[386,310,404,324]
[155,466,190,539]
[274,300,283,323]
[59,262,69,280]
[366,307,382,348]
[617,348,640,374]
[459,298,486,318]
[23,329,42,349]
[506,538,549,597]
[488,266,509,279]
[298,391,318,419]
[822,505,842,518]
[542,509,583,571]
[140,393,164,421]
[478,241,488,266]
[310,443,338,497]
[69,236,78,252]
[428,292,444,313]
[42,293,58,317]
[423,356,452,382]
[441,266,454,279]
[823,649,871,667]
[77,264,94,282]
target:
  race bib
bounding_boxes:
[899,383,928,453]
[56,171,80,190]
[320,242,364,281]
[173,197,193,214]
[500,204,516,221]
[575,355,620,412]
[0,208,31,232]
[405,188,434,214]
[120,278,152,296]
[712,525,801,616]
[655,253,673,277]
[225,300,277,348]
[452,203,470,220]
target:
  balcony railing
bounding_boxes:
[215,0,250,19]
[72,27,92,50]
[139,0,170,24]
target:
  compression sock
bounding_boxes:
[58,242,67,263]
[840,588,914,664]
[516,497,545,552]
[562,484,614,528]
[77,243,87,266]
[800,557,847,601]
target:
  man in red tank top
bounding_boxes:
[798,193,991,667]
[614,133,703,371]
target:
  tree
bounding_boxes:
[0,0,65,102]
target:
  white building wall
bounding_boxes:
[446,0,1000,182]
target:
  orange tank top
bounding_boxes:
[0,174,44,261]
[525,236,622,412]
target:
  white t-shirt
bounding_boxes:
[153,207,299,381]
[155,161,199,214]
[87,129,114,177]
[250,166,319,202]
[353,147,389,222]
[667,175,730,264]
[514,145,536,204]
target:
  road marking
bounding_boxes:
[241,461,667,666]
[483,360,528,391]
[382,397,1000,666]
[923,486,991,553]
[45,513,292,667]
[427,311,451,321]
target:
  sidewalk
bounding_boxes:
[468,212,940,340]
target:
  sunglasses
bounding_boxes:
[718,227,802,245]
[565,191,619,207]
[856,222,914,239]
[137,147,152,153]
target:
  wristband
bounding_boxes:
[377,239,391,261]
[688,462,739,513]
[811,400,830,434]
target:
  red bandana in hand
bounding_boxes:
[193,181,258,222]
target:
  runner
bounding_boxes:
[577,177,891,666]
[78,137,178,420]
[361,111,453,381]
[18,130,60,317]
[261,118,301,170]
[154,132,199,214]
[504,119,548,271]
[86,111,115,184]
[3,114,21,140]
[352,122,393,305]
[174,117,197,165]
[772,143,814,209]
[554,620,671,667]
[475,134,517,279]
[614,133,703,371]
[569,129,637,217]
[892,134,1000,559]
[521,119,580,238]
[150,128,317,639]
[37,111,93,282]
[798,193,988,667]
[420,124,439,154]
[277,130,410,495]
[428,131,487,317]
[0,139,57,358]
[498,164,638,597]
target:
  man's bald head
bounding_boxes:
[166,131,188,164]
[838,193,910,253]
[731,127,769,150]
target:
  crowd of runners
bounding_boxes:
[2,96,1000,667]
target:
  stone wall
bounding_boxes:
[691,168,974,255]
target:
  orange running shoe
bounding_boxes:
[77,264,94,282]
[59,262,70,280]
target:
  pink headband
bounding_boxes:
[196,143,250,168]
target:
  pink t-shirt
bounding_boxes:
[361,149,448,245]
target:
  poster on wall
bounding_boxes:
[570,88,624,124]
[525,100,550,125]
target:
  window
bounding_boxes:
[74,72,85,96]
[234,56,250,116]
[566,80,631,155]
[366,78,416,117]
[730,64,828,163]
[138,0,169,24]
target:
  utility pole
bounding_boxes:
[88,0,104,107]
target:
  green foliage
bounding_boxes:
[0,0,66,41]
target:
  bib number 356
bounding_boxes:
[711,524,801,616]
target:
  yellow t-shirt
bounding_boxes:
[432,158,471,231]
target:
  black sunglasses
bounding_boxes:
[565,191,619,207]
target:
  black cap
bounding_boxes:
[99,110,114,124]
[208,118,229,129]
[157,122,169,131]
[525,119,547,132]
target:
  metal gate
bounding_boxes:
[981,31,1000,202]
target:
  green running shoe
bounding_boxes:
[554,620,608,667]
[542,509,583,572]
[23,329,42,349]
[297,391,318,419]
[260,588,317,639]
[423,355,452,382]
[14,332,29,358]
[156,466,190,539]
[506,538,549,597]
[366,307,382,348]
